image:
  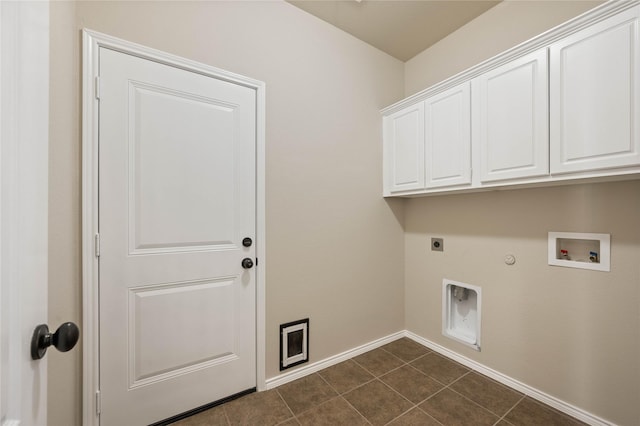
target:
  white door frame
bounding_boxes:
[0,2,50,425]
[82,30,266,426]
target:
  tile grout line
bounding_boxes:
[523,395,590,425]
[353,345,429,425]
[314,371,373,425]
[381,403,446,426]
[432,363,522,423]
[337,394,374,426]
[341,375,413,425]
[406,356,502,423]
[378,345,473,425]
[287,343,498,426]
[352,347,405,377]
[376,348,448,425]
[177,339,588,425]
[274,387,298,423]
[437,367,549,423]
[494,394,526,426]
[336,374,380,397]
[220,403,232,426]
[382,406,418,426]
[445,384,506,421]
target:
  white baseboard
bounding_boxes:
[404,331,615,426]
[265,330,614,426]
[265,331,405,389]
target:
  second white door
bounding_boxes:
[98,47,257,425]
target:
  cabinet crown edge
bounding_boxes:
[381,0,640,116]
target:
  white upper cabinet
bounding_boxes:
[381,2,640,197]
[383,102,425,194]
[550,5,640,174]
[425,82,472,188]
[474,49,549,183]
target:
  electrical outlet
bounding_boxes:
[431,238,444,252]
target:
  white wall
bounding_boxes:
[49,1,405,424]
[402,2,639,424]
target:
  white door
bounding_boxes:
[474,48,549,183]
[383,102,425,194]
[550,5,640,174]
[425,82,471,189]
[98,47,257,425]
[0,2,49,425]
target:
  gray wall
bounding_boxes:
[403,2,639,424]
[404,182,640,425]
[48,1,639,425]
[49,2,405,424]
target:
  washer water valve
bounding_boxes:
[452,285,469,302]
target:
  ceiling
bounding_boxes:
[287,1,501,61]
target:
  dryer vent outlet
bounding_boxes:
[280,318,309,371]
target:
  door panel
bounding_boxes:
[550,6,640,173]
[383,103,425,194]
[99,47,256,425]
[475,49,549,182]
[129,278,237,385]
[130,82,238,252]
[425,82,471,189]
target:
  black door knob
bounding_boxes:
[31,322,79,360]
[242,237,253,247]
[241,258,254,269]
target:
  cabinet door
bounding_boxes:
[383,102,425,194]
[424,82,471,188]
[475,49,549,182]
[550,6,640,174]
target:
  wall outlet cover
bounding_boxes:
[431,238,444,251]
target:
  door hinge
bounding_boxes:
[96,390,101,415]
[95,76,101,100]
[94,233,100,258]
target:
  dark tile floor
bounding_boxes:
[173,338,587,426]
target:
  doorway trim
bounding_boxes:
[82,29,266,426]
